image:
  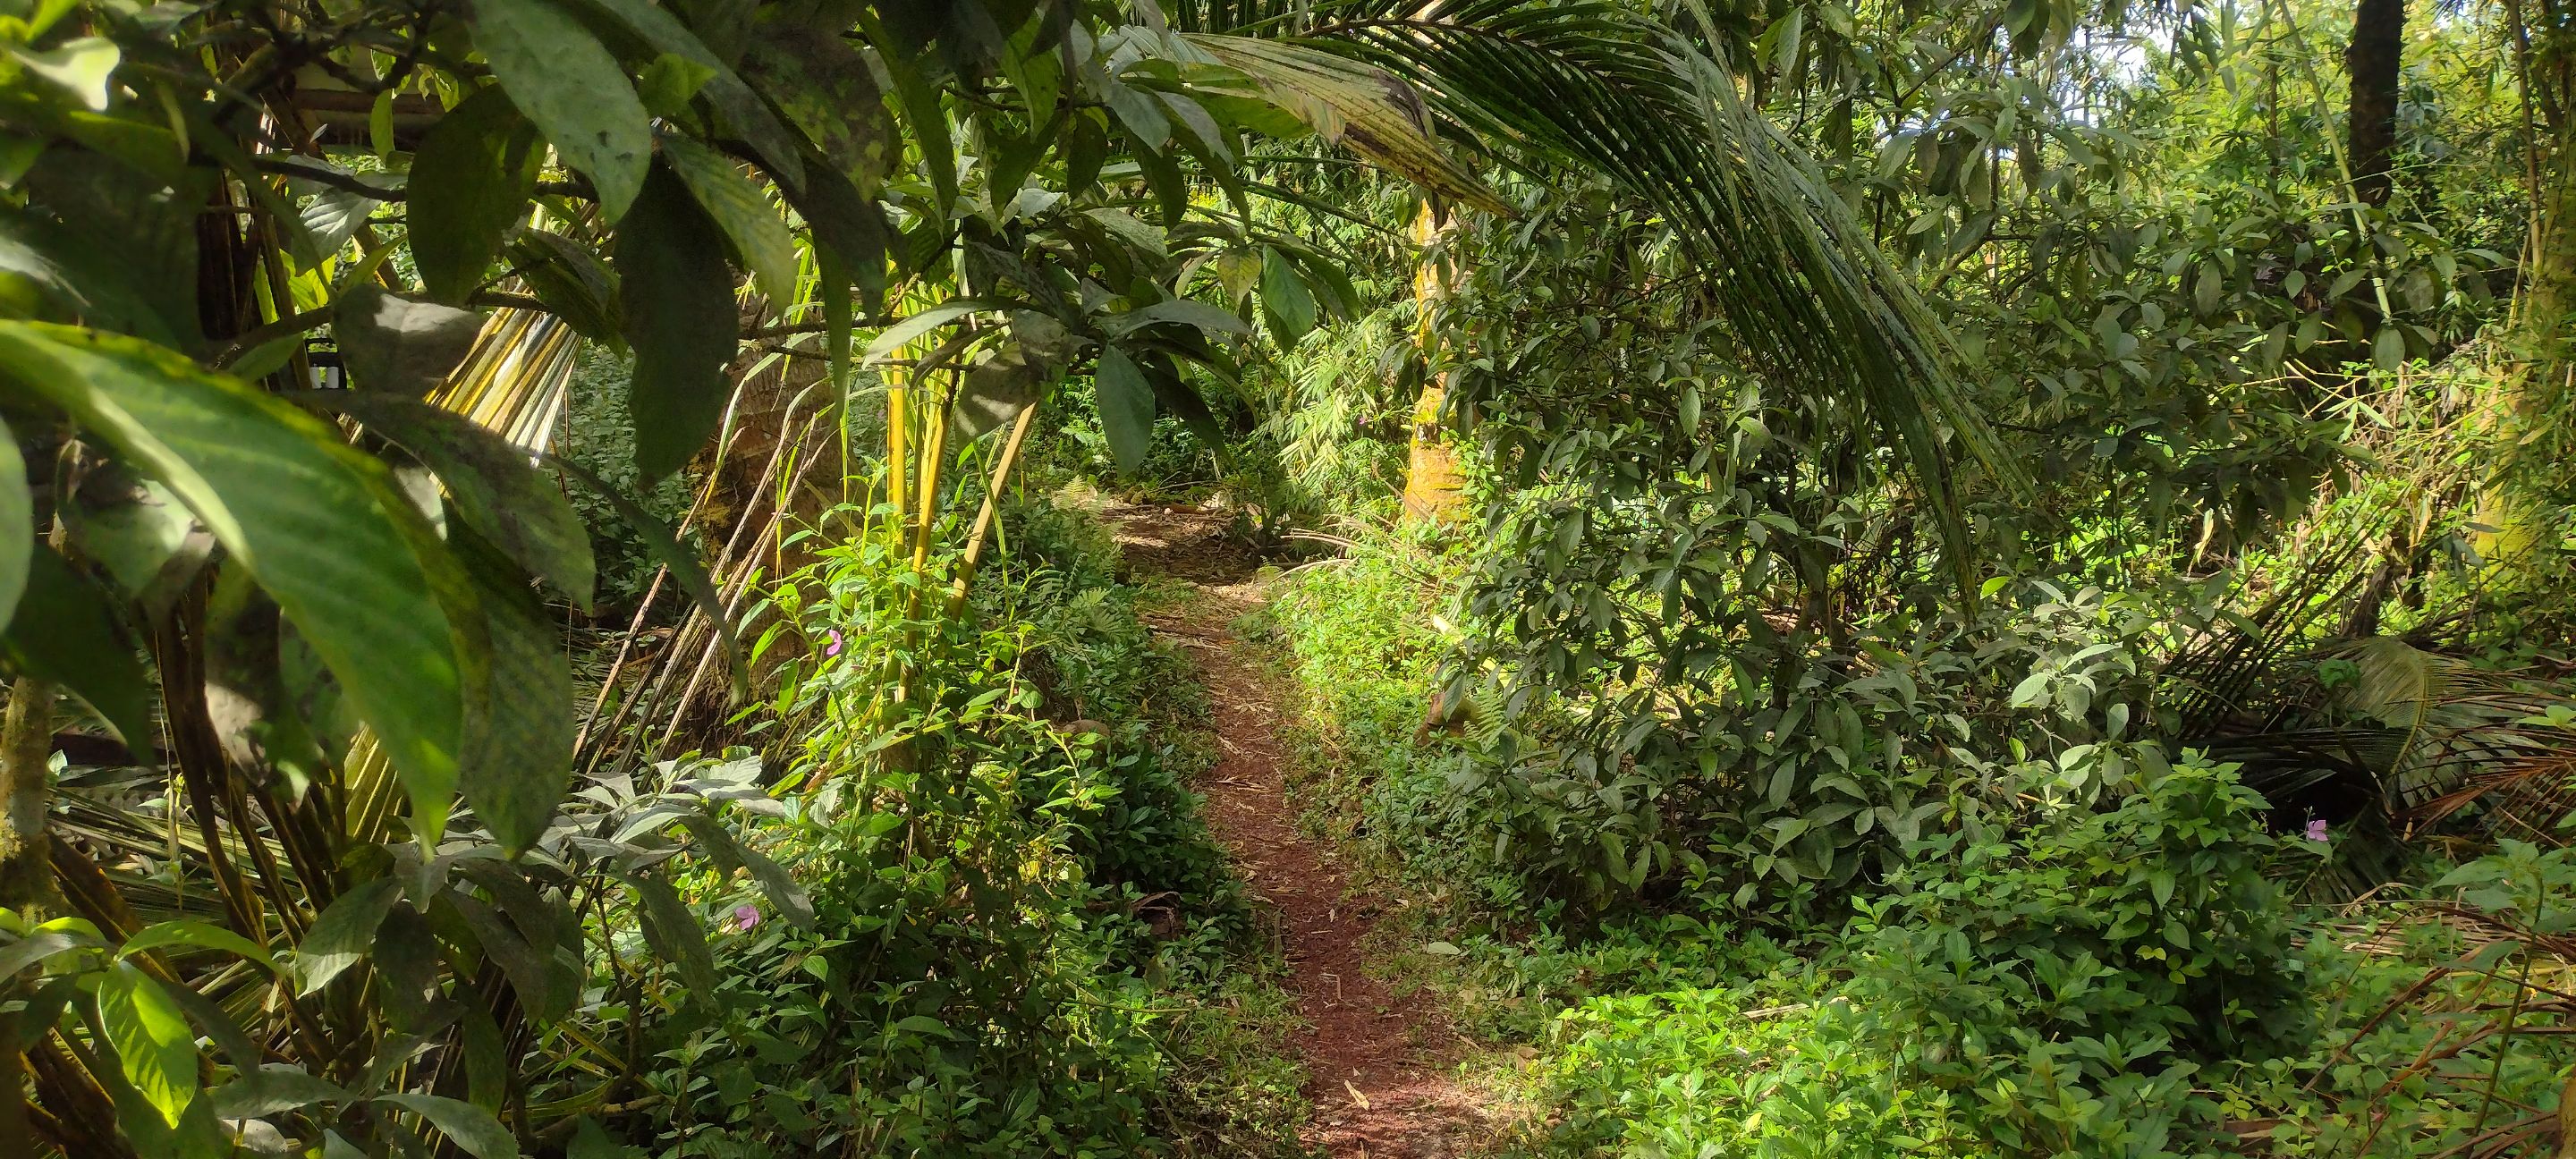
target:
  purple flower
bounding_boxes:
[724,903,761,933]
[824,630,843,658]
[2304,818,2330,842]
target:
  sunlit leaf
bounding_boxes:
[0,323,480,835]
[96,962,195,1127]
[470,0,651,220]
[118,920,275,971]
[334,287,487,397]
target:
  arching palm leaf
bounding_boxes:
[1184,0,2024,594]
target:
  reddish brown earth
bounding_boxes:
[1106,502,1492,1157]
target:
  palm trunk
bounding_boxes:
[1399,204,1467,525]
[2346,0,2405,207]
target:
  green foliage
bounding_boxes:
[1841,756,2303,1155]
[1527,987,1992,1158]
[537,494,1295,1156]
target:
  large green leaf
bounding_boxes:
[408,88,543,304]
[451,526,574,853]
[14,150,206,351]
[508,230,624,347]
[377,1092,520,1159]
[0,322,480,840]
[95,962,196,1127]
[560,0,805,186]
[625,873,718,998]
[616,164,741,481]
[0,414,27,630]
[1,545,152,749]
[739,25,894,193]
[469,0,651,220]
[1258,246,1317,346]
[865,18,953,211]
[660,134,798,309]
[118,919,276,971]
[773,155,890,302]
[1093,345,1155,474]
[64,461,211,622]
[309,392,596,610]
[334,287,487,397]
[292,876,403,995]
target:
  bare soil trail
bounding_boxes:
[1101,501,1493,1158]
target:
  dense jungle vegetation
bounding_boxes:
[3,0,2576,1155]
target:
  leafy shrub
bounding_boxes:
[547,498,1300,1157]
[1528,986,1991,1159]
[1842,752,2303,1156]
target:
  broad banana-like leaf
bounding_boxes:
[0,321,483,842]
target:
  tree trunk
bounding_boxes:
[1399,204,1467,525]
[0,678,58,912]
[2346,0,2405,207]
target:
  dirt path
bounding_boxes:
[1104,502,1491,1158]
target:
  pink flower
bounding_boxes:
[2304,819,2330,842]
[824,630,843,658]
[724,903,760,932]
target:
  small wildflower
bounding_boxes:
[724,903,761,933]
[824,630,843,658]
[2304,818,2330,842]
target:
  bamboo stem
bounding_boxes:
[948,402,1043,613]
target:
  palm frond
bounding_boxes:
[1191,0,2021,595]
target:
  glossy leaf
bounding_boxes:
[470,0,651,220]
[292,876,403,995]
[117,920,275,971]
[96,962,195,1127]
[1093,345,1155,475]
[0,546,152,749]
[661,133,798,309]
[616,165,741,482]
[408,88,542,303]
[0,322,479,835]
